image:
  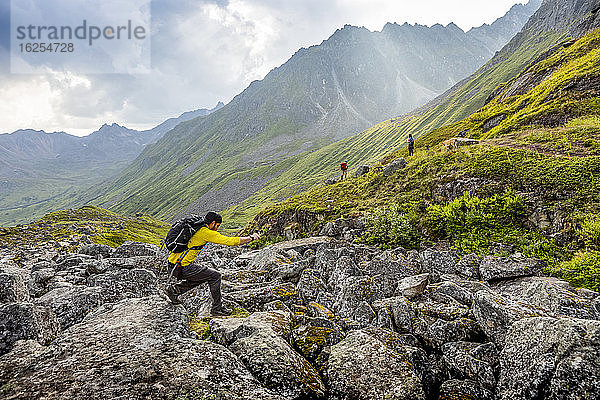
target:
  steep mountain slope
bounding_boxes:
[225,0,597,228]
[80,1,539,226]
[0,103,223,225]
[250,19,600,291]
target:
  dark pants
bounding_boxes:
[409,146,414,156]
[168,262,223,309]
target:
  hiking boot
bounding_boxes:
[163,286,182,305]
[210,305,232,316]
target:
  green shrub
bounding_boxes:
[427,190,525,239]
[553,250,600,292]
[362,203,420,250]
[426,190,525,255]
[578,216,600,250]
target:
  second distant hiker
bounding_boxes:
[407,134,415,156]
[163,211,260,316]
[340,160,348,181]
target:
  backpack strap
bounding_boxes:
[174,243,207,267]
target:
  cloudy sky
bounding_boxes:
[0,0,528,136]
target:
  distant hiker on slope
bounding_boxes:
[164,211,260,316]
[340,161,348,181]
[407,134,415,156]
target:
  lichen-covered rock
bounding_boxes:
[210,311,292,345]
[0,302,60,355]
[35,285,104,330]
[363,327,438,398]
[232,329,326,398]
[372,296,414,333]
[319,218,365,239]
[332,275,384,323]
[472,290,546,345]
[227,282,301,312]
[327,330,425,400]
[492,276,600,320]
[439,379,494,400]
[297,268,328,304]
[422,318,482,348]
[0,296,284,400]
[431,281,474,306]
[249,246,294,272]
[110,241,160,258]
[27,268,56,298]
[362,250,422,296]
[78,243,114,258]
[292,320,344,360]
[0,270,29,303]
[420,250,459,278]
[87,268,158,303]
[441,341,498,388]
[479,255,544,281]
[97,255,158,273]
[497,317,600,400]
[383,157,407,177]
[396,273,430,298]
[455,253,481,280]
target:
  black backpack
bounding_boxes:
[164,215,207,253]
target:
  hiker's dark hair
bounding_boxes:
[205,211,222,225]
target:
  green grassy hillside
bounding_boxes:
[66,9,538,230]
[220,27,566,227]
[0,206,169,250]
[249,27,600,291]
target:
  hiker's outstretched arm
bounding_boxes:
[196,228,260,246]
[194,227,241,246]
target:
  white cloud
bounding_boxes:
[0,0,531,136]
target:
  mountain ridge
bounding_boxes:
[75,1,540,227]
[0,102,224,225]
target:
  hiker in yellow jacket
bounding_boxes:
[165,211,260,315]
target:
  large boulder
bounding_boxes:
[420,250,459,278]
[226,282,301,312]
[319,218,365,240]
[248,246,294,272]
[297,268,328,304]
[472,290,546,345]
[229,329,326,399]
[373,296,414,333]
[292,319,344,361]
[78,243,114,258]
[479,255,544,281]
[211,311,325,399]
[439,379,494,400]
[491,276,600,320]
[96,256,159,274]
[454,253,481,280]
[327,330,425,400]
[383,158,407,177]
[110,241,160,258]
[87,268,158,303]
[27,268,56,298]
[497,317,600,400]
[0,270,29,303]
[395,273,430,298]
[35,285,104,330]
[210,311,292,345]
[0,302,60,355]
[0,296,285,400]
[441,341,498,389]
